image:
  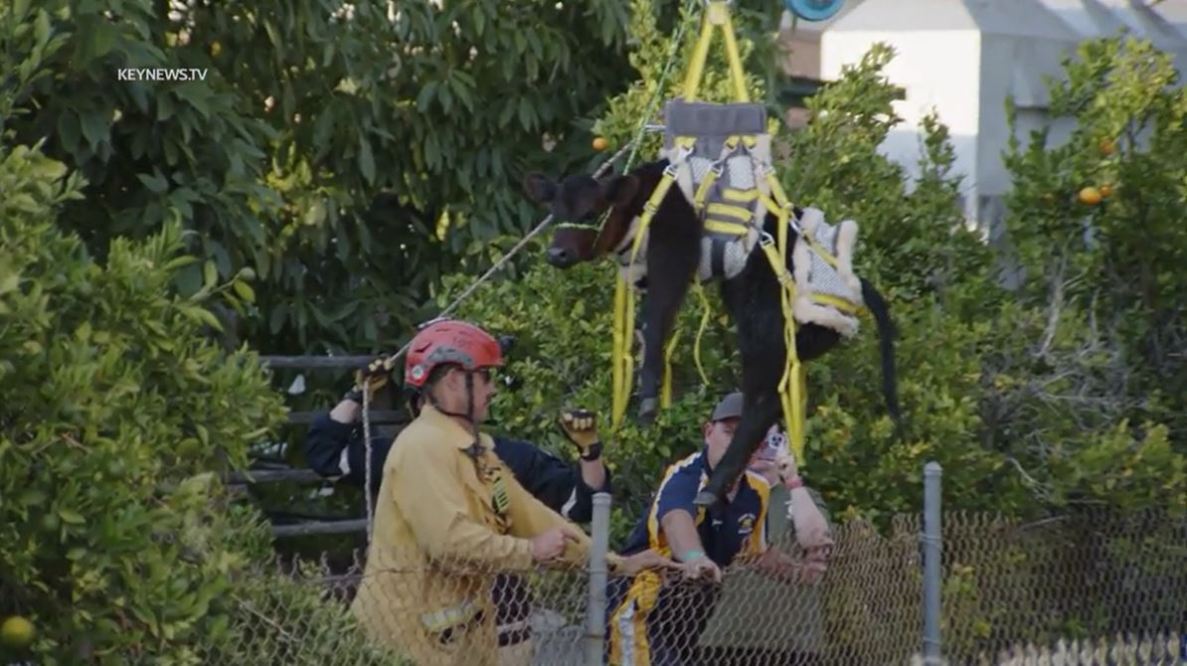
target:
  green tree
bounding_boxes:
[994,35,1187,509]
[1,0,637,354]
[0,139,397,664]
[446,32,1187,536]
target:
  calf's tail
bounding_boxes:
[860,278,901,424]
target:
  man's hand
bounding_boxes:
[756,546,829,585]
[615,549,679,576]
[796,524,835,553]
[679,554,723,583]
[347,357,394,403]
[774,450,799,486]
[559,408,603,460]
[529,526,581,563]
[799,550,829,585]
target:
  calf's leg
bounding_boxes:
[695,386,782,507]
[696,278,786,505]
[636,255,697,423]
[635,200,702,423]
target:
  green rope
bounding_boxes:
[623,0,704,173]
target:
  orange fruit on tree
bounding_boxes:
[1098,138,1116,156]
[592,137,609,152]
[1078,186,1102,205]
[1,616,34,649]
[1099,184,1113,198]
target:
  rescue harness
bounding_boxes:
[608,0,871,465]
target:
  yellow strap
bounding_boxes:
[718,5,749,103]
[692,281,711,386]
[611,277,629,429]
[759,243,805,461]
[706,203,752,222]
[807,238,841,270]
[681,1,749,103]
[421,601,481,633]
[704,220,751,235]
[765,172,794,214]
[812,293,866,316]
[723,188,758,203]
[764,170,815,458]
[693,169,719,208]
[681,9,716,101]
[612,171,679,431]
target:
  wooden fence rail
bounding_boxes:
[271,519,369,538]
[260,355,377,369]
[286,409,406,425]
[236,354,401,539]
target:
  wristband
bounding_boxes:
[343,388,364,404]
[680,549,706,563]
[579,442,604,461]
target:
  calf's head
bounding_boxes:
[523,172,639,269]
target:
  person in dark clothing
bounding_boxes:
[303,356,612,657]
[303,394,611,523]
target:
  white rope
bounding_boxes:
[358,141,635,538]
[362,384,375,543]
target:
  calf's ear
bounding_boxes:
[601,175,639,207]
[523,173,558,204]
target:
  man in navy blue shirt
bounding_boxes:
[607,392,824,666]
[304,397,609,523]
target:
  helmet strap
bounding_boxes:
[463,370,482,450]
[423,369,483,454]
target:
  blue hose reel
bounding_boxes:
[785,0,845,22]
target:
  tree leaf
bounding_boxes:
[232,280,255,303]
[303,199,327,227]
[358,138,376,185]
[415,81,436,112]
[58,508,85,525]
[33,8,50,47]
[203,260,217,287]
[174,82,213,119]
[137,172,169,194]
[57,112,81,153]
[186,305,224,332]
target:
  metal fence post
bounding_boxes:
[923,462,943,665]
[585,492,612,666]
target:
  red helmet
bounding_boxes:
[404,319,504,388]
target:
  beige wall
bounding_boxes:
[777,29,823,129]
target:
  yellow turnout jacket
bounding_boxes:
[350,404,594,665]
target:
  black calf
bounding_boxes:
[526,159,899,506]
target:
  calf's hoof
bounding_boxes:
[636,397,659,425]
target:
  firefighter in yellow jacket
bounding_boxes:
[351,318,674,665]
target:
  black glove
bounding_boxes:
[559,408,604,461]
[345,356,394,403]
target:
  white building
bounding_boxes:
[793,0,1187,235]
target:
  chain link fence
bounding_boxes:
[201,468,1187,665]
